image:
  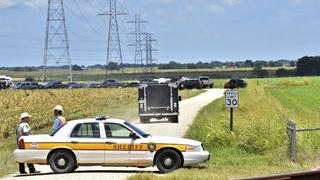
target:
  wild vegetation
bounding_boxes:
[129,77,320,180]
[0,88,203,177]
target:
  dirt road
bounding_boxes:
[3,89,225,180]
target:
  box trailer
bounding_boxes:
[138,82,180,123]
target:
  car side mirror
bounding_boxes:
[130,132,139,139]
[178,96,182,101]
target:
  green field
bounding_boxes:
[0,88,203,178]
[129,77,320,180]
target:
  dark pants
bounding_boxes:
[19,163,36,173]
[16,140,36,173]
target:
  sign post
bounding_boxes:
[225,90,239,131]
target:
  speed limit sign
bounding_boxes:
[225,90,239,108]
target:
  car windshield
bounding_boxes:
[200,78,209,80]
[124,121,150,138]
[49,123,67,136]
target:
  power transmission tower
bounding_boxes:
[99,0,125,80]
[43,0,72,82]
[144,33,157,79]
[128,14,148,75]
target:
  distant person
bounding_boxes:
[52,105,66,133]
[15,112,40,174]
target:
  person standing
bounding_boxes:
[16,112,40,174]
[52,105,66,133]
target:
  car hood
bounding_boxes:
[144,136,201,146]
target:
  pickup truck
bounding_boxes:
[199,76,214,88]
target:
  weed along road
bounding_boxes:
[3,89,225,180]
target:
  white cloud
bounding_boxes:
[0,0,16,9]
[0,0,46,9]
[207,0,241,13]
[24,0,47,8]
[222,0,241,6]
[208,4,225,13]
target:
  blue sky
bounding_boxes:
[0,0,320,66]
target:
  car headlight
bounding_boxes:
[186,145,203,152]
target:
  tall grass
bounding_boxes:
[129,77,320,180]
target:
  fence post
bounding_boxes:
[288,120,297,162]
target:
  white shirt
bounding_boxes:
[16,122,31,141]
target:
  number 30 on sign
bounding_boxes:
[225,90,239,108]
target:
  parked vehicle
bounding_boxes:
[14,117,210,174]
[139,82,181,123]
[45,81,67,89]
[101,79,123,88]
[179,79,202,89]
[125,82,140,88]
[88,83,101,88]
[68,83,87,89]
[0,75,12,90]
[199,76,214,88]
[15,82,39,90]
[224,79,247,89]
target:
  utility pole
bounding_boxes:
[99,0,125,80]
[144,33,157,79]
[128,14,148,75]
[43,0,72,82]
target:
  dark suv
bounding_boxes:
[45,81,67,89]
[179,79,202,89]
[101,80,123,88]
[224,79,247,89]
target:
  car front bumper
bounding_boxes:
[14,149,50,164]
[182,150,210,166]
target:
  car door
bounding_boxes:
[69,122,105,164]
[103,123,146,166]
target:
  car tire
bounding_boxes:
[168,116,178,123]
[73,165,79,171]
[49,150,76,174]
[156,149,182,173]
[140,117,150,124]
[209,85,213,88]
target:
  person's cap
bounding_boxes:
[20,112,31,120]
[53,105,64,112]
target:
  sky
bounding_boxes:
[0,0,320,66]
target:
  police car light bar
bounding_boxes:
[96,115,109,120]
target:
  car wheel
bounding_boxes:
[73,165,79,171]
[49,150,76,174]
[156,149,182,173]
[168,116,178,123]
[140,117,150,124]
[209,85,213,88]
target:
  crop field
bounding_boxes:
[129,77,320,180]
[0,88,203,177]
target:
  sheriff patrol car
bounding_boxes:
[14,117,210,173]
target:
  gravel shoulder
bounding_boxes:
[2,89,225,180]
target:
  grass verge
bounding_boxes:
[128,77,320,180]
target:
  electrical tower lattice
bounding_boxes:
[43,0,72,81]
[128,14,148,74]
[144,33,157,78]
[100,0,125,80]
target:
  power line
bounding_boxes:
[71,0,106,37]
